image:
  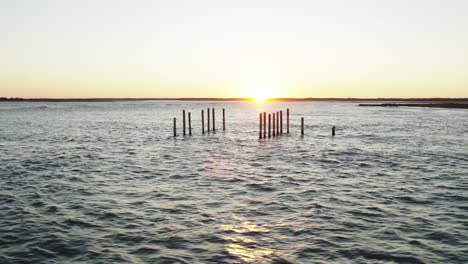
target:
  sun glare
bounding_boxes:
[244,81,278,104]
[255,97,266,103]
[252,93,266,103]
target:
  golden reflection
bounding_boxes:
[226,244,273,263]
[219,217,278,262]
[222,235,256,244]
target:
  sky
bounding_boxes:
[1,0,468,98]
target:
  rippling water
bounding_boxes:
[1,101,467,263]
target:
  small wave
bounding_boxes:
[394,196,433,205]
[157,256,190,264]
[151,236,191,250]
[318,158,340,164]
[30,246,56,258]
[349,209,385,218]
[425,231,460,245]
[63,218,101,228]
[351,249,425,264]
[246,182,276,192]
[44,205,59,214]
[131,246,160,255]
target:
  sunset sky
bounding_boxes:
[1,0,467,98]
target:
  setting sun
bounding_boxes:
[255,97,266,103]
[252,93,266,103]
[243,81,278,103]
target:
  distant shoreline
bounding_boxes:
[1,97,468,103]
[359,103,468,109]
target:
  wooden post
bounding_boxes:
[212,108,215,131]
[263,112,266,139]
[202,110,205,134]
[183,110,186,136]
[273,113,276,137]
[276,111,279,135]
[173,118,176,137]
[188,112,192,136]
[332,126,336,136]
[207,108,210,132]
[301,117,305,135]
[280,110,283,134]
[268,113,271,138]
[223,108,225,131]
[259,113,262,139]
[287,108,289,133]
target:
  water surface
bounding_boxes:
[0,101,467,263]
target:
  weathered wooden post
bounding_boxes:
[183,110,186,136]
[212,108,215,131]
[188,112,192,136]
[202,110,205,134]
[259,113,262,139]
[301,117,304,136]
[263,112,266,138]
[207,108,210,132]
[223,108,225,131]
[273,113,276,137]
[173,118,176,137]
[268,113,271,138]
[287,108,290,133]
[280,110,283,134]
[276,111,279,135]
[332,126,336,136]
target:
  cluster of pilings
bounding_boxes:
[173,108,225,137]
[259,108,336,138]
[259,108,291,139]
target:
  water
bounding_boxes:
[0,101,467,263]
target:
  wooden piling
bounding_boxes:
[332,126,336,136]
[301,117,304,136]
[183,110,186,136]
[173,118,176,137]
[280,110,283,134]
[263,112,266,138]
[287,108,290,133]
[223,108,225,131]
[207,108,210,132]
[268,113,271,138]
[280,110,283,135]
[273,113,276,137]
[188,112,192,136]
[212,108,215,131]
[259,113,262,139]
[276,111,279,135]
[202,110,205,134]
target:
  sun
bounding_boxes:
[251,91,266,103]
[255,96,266,103]
[244,81,277,104]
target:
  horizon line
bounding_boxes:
[1,97,468,102]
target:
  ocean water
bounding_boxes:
[0,101,467,264]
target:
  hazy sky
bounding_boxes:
[1,0,467,98]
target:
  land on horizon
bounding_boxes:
[1,97,468,103]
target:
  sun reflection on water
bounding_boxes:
[219,217,280,263]
[220,221,270,234]
[226,244,274,263]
